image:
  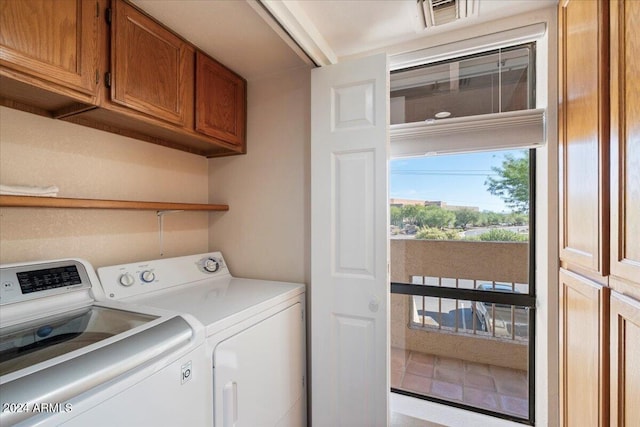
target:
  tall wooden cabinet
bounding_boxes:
[609,0,640,290]
[608,2,640,426]
[559,1,639,426]
[559,270,609,427]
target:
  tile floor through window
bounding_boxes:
[391,347,529,419]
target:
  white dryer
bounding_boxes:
[97,252,306,427]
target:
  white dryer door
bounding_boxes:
[213,303,305,427]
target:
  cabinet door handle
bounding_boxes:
[223,381,238,427]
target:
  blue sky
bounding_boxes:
[390,150,527,213]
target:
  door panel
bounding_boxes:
[195,51,246,148]
[213,304,305,427]
[559,269,609,427]
[610,0,640,286]
[111,0,193,126]
[610,291,640,426]
[558,0,609,276]
[311,54,389,426]
[0,0,99,97]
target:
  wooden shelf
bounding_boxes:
[0,195,228,211]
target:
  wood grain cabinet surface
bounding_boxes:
[558,0,610,279]
[610,291,640,426]
[609,0,640,289]
[559,1,639,426]
[0,0,102,108]
[111,0,193,127]
[559,269,609,427]
[0,0,247,158]
[195,51,246,150]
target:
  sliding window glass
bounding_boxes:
[390,44,534,124]
[389,148,536,424]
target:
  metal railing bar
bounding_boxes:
[454,278,459,332]
[391,282,536,307]
[438,277,442,330]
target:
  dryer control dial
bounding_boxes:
[140,270,156,283]
[200,257,220,273]
[118,273,135,287]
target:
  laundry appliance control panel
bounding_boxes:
[97,252,228,300]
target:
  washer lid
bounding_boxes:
[0,306,158,377]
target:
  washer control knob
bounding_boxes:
[119,273,135,287]
[201,257,220,273]
[140,270,156,283]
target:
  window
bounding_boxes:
[389,41,541,423]
[389,149,536,424]
[391,44,535,124]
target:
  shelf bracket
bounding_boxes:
[157,210,184,257]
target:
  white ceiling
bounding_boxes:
[132,0,558,81]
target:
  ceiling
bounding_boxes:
[132,0,557,81]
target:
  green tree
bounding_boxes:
[485,152,530,214]
[401,204,421,225]
[390,206,403,227]
[506,212,529,226]
[454,208,480,229]
[422,206,455,229]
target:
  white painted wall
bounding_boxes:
[208,65,311,285]
[0,106,209,267]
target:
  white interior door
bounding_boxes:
[311,53,389,426]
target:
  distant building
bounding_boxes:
[390,198,479,212]
[389,198,425,208]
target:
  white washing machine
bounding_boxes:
[97,252,307,427]
[0,258,212,427]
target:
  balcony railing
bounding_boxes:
[407,277,529,341]
[390,238,534,374]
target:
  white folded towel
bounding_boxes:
[0,184,59,197]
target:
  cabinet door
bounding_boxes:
[610,0,640,287]
[610,292,640,426]
[559,269,610,427]
[111,0,193,126]
[0,0,100,98]
[558,0,609,276]
[195,51,246,148]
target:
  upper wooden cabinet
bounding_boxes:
[609,0,640,288]
[558,0,609,276]
[196,51,246,149]
[558,0,610,278]
[0,0,102,108]
[111,0,193,127]
[0,0,246,157]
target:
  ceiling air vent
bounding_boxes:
[417,0,478,29]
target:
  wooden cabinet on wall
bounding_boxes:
[110,0,193,127]
[559,0,609,280]
[0,0,102,112]
[559,0,639,425]
[0,0,247,158]
[195,51,246,149]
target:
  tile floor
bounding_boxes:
[391,347,529,419]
